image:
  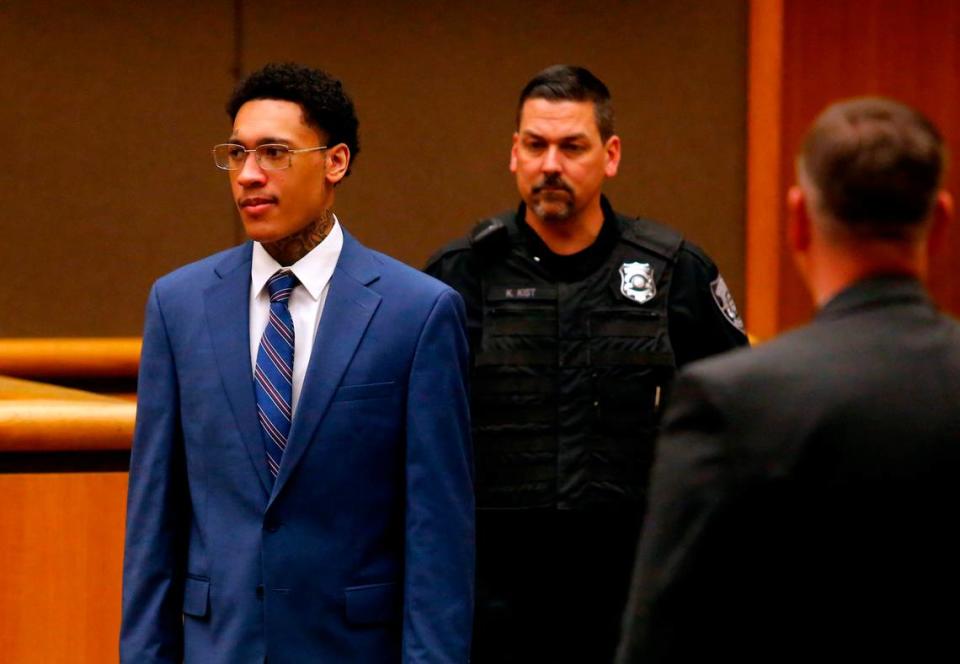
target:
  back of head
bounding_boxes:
[227,62,360,176]
[799,97,944,241]
[517,64,615,141]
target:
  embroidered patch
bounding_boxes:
[710,275,745,332]
[504,287,538,299]
[619,262,656,305]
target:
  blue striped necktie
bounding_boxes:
[255,270,298,480]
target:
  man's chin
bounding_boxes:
[531,202,574,222]
[241,220,284,244]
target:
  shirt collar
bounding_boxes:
[250,216,344,301]
[514,195,620,282]
[816,274,929,320]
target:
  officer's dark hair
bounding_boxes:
[227,62,360,177]
[799,97,944,240]
[517,65,615,142]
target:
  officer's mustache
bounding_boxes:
[532,174,573,196]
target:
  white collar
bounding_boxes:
[250,217,344,301]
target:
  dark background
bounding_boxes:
[0,0,747,336]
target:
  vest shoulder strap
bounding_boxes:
[617,213,684,262]
[469,209,516,256]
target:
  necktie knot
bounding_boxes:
[267,270,298,304]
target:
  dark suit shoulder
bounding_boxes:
[674,324,829,422]
[677,302,960,464]
[680,323,822,394]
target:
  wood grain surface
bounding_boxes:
[0,472,127,664]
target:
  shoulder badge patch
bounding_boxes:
[710,275,745,332]
[619,262,656,304]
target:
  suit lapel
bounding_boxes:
[269,231,382,505]
[204,243,273,496]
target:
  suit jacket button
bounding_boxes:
[264,519,281,532]
[256,584,264,599]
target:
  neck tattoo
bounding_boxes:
[264,209,335,266]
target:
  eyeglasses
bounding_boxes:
[212,143,328,171]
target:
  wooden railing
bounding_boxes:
[0,376,135,452]
[0,363,135,663]
[0,337,141,379]
[0,337,141,401]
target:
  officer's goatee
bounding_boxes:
[531,173,575,221]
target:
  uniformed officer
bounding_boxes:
[425,65,748,663]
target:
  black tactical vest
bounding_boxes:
[470,211,682,510]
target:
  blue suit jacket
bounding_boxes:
[121,230,474,663]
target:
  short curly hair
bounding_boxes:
[227,62,360,177]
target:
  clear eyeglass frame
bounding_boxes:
[212,143,329,171]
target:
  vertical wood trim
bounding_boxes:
[746,0,785,340]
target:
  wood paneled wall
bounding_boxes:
[748,0,960,338]
[0,1,747,336]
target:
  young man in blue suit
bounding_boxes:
[121,63,474,663]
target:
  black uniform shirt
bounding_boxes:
[426,197,749,662]
[426,198,748,370]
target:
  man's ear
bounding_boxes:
[509,132,520,173]
[324,144,351,185]
[927,190,954,256]
[787,185,812,254]
[604,134,621,178]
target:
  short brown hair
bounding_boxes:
[799,97,944,240]
[517,65,615,141]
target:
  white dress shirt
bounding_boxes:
[249,219,343,417]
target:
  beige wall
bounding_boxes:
[0,0,746,336]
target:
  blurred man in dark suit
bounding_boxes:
[616,97,960,663]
